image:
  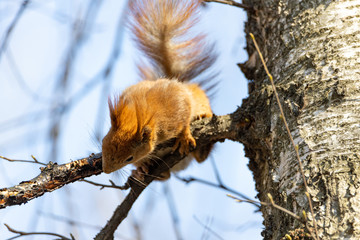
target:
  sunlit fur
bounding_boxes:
[102,79,201,173]
[102,0,216,176]
[102,91,155,173]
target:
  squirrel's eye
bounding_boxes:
[126,156,133,162]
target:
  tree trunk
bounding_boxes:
[241,0,360,239]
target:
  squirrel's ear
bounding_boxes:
[141,125,152,142]
[108,97,118,128]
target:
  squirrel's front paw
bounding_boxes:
[131,163,150,182]
[172,127,196,155]
[194,112,212,120]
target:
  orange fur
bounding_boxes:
[102,0,216,178]
[128,0,216,81]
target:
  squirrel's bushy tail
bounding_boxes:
[128,0,217,84]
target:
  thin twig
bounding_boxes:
[81,179,128,190]
[175,175,260,209]
[203,0,250,9]
[227,194,301,221]
[0,155,46,166]
[4,223,74,240]
[266,194,303,223]
[227,194,315,238]
[249,33,319,240]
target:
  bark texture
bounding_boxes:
[241,0,360,239]
[0,154,103,209]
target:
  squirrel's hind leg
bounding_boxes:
[192,143,214,163]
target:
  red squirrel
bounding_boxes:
[102,0,216,180]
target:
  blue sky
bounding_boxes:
[0,1,262,239]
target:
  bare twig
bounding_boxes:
[227,194,302,223]
[227,194,314,237]
[0,155,46,166]
[250,33,319,240]
[265,194,303,222]
[203,0,250,9]
[4,223,74,240]
[81,179,128,190]
[175,175,260,209]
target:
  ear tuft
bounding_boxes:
[108,97,117,128]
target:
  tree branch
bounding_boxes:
[0,153,102,209]
[0,108,252,238]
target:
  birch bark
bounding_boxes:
[241,0,360,239]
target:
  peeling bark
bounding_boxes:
[242,0,360,239]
